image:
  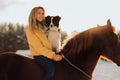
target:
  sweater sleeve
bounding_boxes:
[26,28,55,59]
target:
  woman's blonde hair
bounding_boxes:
[28,6,45,31]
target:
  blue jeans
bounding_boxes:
[34,56,55,80]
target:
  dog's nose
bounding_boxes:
[50,24,54,27]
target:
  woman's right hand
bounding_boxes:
[53,54,62,61]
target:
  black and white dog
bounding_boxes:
[44,16,61,53]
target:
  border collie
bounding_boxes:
[45,16,61,53]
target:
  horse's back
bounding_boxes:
[0,52,87,80]
[0,52,44,80]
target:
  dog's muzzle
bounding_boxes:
[50,23,54,27]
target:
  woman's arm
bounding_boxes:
[26,28,55,59]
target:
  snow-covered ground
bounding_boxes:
[93,60,120,80]
[16,50,120,80]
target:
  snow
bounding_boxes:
[93,60,120,80]
[16,50,31,57]
[16,50,120,80]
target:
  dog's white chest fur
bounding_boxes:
[47,27,61,53]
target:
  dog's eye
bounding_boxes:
[53,20,59,27]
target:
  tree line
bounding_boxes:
[0,23,28,53]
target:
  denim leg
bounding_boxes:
[34,56,55,80]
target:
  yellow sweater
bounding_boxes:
[26,26,55,59]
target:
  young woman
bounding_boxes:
[26,6,62,80]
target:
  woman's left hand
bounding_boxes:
[53,54,62,61]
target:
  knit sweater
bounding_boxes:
[26,26,55,59]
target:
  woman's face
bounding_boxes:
[36,8,45,22]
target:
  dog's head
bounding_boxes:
[45,16,61,28]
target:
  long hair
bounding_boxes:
[28,6,45,31]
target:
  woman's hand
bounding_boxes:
[53,54,62,61]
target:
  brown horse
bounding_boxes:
[0,19,120,80]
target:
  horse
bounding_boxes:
[0,19,120,80]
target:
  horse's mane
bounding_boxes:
[61,26,107,57]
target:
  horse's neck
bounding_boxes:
[63,50,100,76]
[83,51,100,75]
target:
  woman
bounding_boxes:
[26,6,62,80]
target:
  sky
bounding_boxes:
[0,0,120,35]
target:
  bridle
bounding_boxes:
[60,51,92,79]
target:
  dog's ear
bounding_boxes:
[53,16,61,27]
[44,16,51,26]
[45,16,51,20]
[55,16,61,22]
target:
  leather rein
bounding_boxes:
[60,51,92,79]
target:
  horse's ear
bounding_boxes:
[97,24,100,27]
[106,19,114,32]
[107,19,112,26]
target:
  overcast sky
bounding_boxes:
[0,0,120,35]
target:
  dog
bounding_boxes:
[44,16,61,53]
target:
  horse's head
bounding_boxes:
[61,19,120,67]
[98,19,120,66]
